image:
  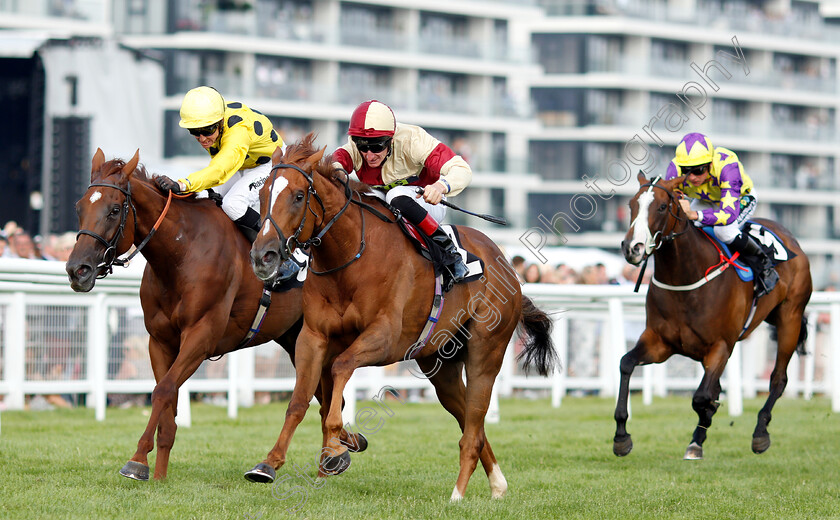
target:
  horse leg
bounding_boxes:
[614,329,671,456]
[449,340,506,502]
[684,340,730,460]
[417,357,507,499]
[245,326,327,483]
[121,336,207,480]
[277,323,366,454]
[752,313,803,454]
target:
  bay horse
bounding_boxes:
[245,134,556,500]
[65,149,364,480]
[617,172,812,459]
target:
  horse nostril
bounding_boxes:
[261,251,277,265]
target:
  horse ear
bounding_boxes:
[91,148,106,181]
[272,145,284,165]
[637,171,648,185]
[122,149,140,180]
[306,146,327,168]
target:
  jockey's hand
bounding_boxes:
[419,181,447,205]
[678,199,699,220]
[154,176,183,194]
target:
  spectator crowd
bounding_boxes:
[509,254,653,286]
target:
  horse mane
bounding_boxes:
[99,158,154,184]
[283,133,374,195]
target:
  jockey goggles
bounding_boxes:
[683,163,710,176]
[353,136,391,154]
[189,123,219,137]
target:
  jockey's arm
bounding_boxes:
[178,127,250,192]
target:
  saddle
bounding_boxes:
[702,221,796,283]
[396,218,484,287]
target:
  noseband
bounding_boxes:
[76,182,137,277]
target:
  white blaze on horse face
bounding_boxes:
[629,190,655,256]
[89,191,102,204]
[263,176,289,236]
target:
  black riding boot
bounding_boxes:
[390,194,468,291]
[429,227,469,290]
[235,208,300,283]
[729,232,779,298]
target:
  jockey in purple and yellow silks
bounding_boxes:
[665,132,778,297]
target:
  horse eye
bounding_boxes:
[295,192,304,202]
[659,203,668,211]
[109,206,121,216]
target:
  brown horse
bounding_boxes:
[65,149,363,481]
[617,172,812,459]
[245,134,556,499]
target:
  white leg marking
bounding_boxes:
[450,486,464,502]
[488,463,508,498]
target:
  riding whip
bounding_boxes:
[414,188,507,225]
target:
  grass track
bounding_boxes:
[2,396,839,519]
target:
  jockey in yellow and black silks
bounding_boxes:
[154,86,299,280]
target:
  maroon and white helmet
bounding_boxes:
[348,100,396,138]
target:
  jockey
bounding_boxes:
[332,100,471,291]
[154,86,299,281]
[666,132,779,298]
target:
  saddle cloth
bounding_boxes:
[399,220,484,282]
[702,221,796,283]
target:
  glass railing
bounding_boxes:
[540,0,840,44]
[0,0,107,23]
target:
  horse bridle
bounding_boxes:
[638,178,691,252]
[76,182,137,277]
[264,162,362,275]
[76,180,172,277]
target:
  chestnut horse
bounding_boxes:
[617,172,812,459]
[65,149,363,481]
[245,135,556,500]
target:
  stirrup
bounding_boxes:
[755,268,779,298]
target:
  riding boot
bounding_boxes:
[729,232,779,298]
[429,227,469,290]
[235,207,300,283]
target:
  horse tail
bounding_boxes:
[796,315,809,355]
[769,314,809,355]
[515,295,558,377]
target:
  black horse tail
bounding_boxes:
[769,315,809,355]
[515,295,558,377]
[796,315,809,355]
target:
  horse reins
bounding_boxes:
[76,182,184,277]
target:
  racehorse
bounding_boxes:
[617,172,812,459]
[245,134,557,500]
[65,149,364,480]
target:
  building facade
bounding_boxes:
[2,0,839,283]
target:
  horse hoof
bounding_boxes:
[613,436,633,457]
[119,461,150,481]
[342,432,368,453]
[320,450,351,475]
[683,442,703,460]
[244,463,277,483]
[752,435,771,454]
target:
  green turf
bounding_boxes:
[1,395,839,519]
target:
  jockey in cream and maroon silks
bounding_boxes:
[666,132,779,297]
[331,100,471,290]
